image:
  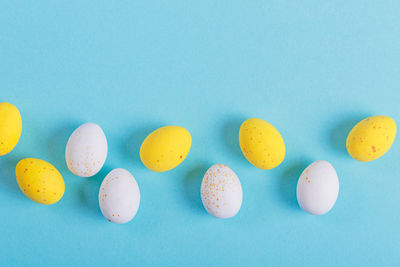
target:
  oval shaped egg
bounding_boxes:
[99,168,140,224]
[201,164,242,219]
[0,102,22,156]
[346,116,396,162]
[16,158,65,205]
[296,160,339,215]
[140,126,191,172]
[65,123,108,177]
[239,118,285,170]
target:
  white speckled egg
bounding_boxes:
[99,168,140,224]
[296,160,339,215]
[201,164,242,219]
[65,123,108,177]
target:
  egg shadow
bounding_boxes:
[77,165,113,221]
[221,116,246,161]
[121,123,163,167]
[0,154,25,199]
[279,161,310,211]
[46,122,79,172]
[182,164,209,214]
[330,115,368,155]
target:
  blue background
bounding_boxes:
[1,1,400,266]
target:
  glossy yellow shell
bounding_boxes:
[0,102,22,156]
[16,158,65,205]
[239,118,285,170]
[140,126,192,172]
[346,116,396,162]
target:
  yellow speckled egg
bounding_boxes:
[239,118,285,170]
[16,158,65,205]
[140,126,191,172]
[0,102,22,156]
[346,116,396,162]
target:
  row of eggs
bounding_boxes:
[0,102,397,223]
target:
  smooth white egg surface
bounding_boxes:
[201,164,242,219]
[99,168,140,224]
[65,123,108,177]
[296,160,339,215]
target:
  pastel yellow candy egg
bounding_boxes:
[239,118,285,170]
[0,102,22,156]
[140,126,191,172]
[16,158,65,205]
[346,116,396,162]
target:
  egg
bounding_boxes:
[239,118,285,170]
[140,126,191,172]
[0,102,22,156]
[296,160,339,215]
[201,164,242,219]
[16,158,65,205]
[65,123,108,177]
[346,116,396,162]
[99,168,140,224]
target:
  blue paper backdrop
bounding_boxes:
[1,1,400,266]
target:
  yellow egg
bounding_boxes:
[239,118,285,170]
[0,102,22,156]
[140,126,192,172]
[16,158,65,205]
[346,116,396,162]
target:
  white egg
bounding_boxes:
[201,164,242,219]
[65,123,108,177]
[99,168,140,224]
[296,160,339,215]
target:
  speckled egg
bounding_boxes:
[239,118,285,170]
[99,168,140,224]
[65,123,108,177]
[0,102,22,156]
[201,164,242,219]
[296,160,339,215]
[140,126,191,172]
[346,116,396,162]
[16,158,65,205]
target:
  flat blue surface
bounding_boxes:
[1,1,400,266]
